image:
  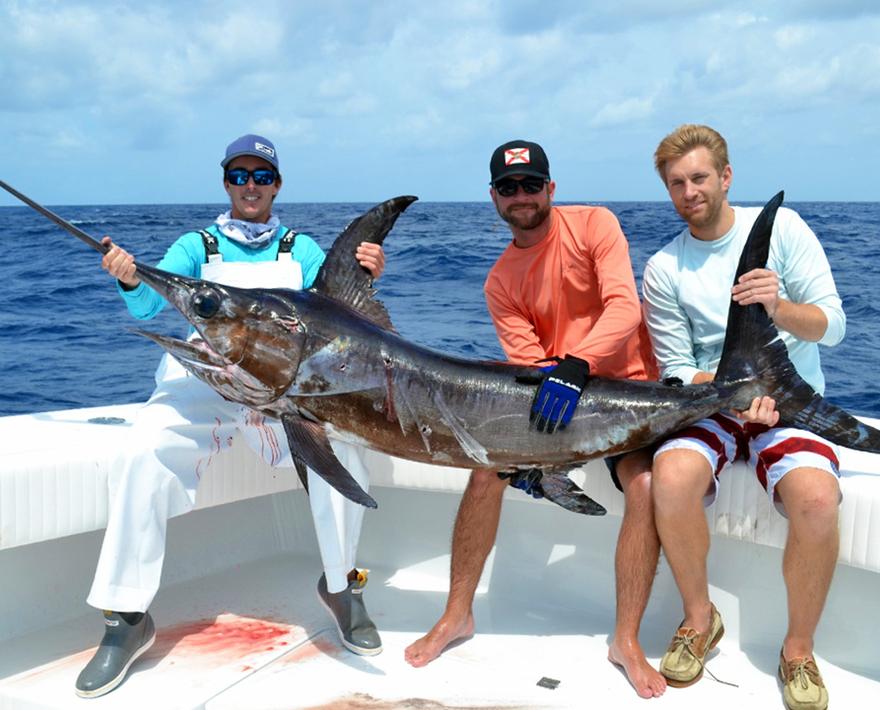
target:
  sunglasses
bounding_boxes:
[225,168,278,186]
[493,176,548,197]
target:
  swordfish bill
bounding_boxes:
[4,180,880,514]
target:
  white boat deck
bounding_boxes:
[1,405,879,709]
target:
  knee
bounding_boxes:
[649,454,678,495]
[620,467,652,508]
[784,477,840,530]
[467,469,508,498]
[651,451,709,508]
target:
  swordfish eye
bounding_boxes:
[192,288,221,319]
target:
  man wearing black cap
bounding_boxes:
[75,134,385,699]
[405,140,667,699]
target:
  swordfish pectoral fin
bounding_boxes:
[293,459,310,493]
[539,470,607,516]
[280,413,377,509]
[431,387,490,466]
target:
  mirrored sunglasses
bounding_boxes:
[225,168,278,186]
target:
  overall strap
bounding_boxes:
[277,227,297,261]
[199,229,222,264]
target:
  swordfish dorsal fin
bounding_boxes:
[311,195,418,332]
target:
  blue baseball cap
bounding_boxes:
[221,134,279,170]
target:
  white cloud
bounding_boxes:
[774,25,812,49]
[728,12,764,28]
[51,129,86,149]
[440,51,503,91]
[318,73,356,99]
[592,96,656,127]
[1,1,878,202]
[253,117,316,143]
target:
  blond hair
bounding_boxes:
[654,124,729,184]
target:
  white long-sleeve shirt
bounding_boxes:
[642,205,845,395]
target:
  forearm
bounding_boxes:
[118,281,166,319]
[771,299,828,342]
[497,326,546,365]
[691,371,714,384]
[117,234,199,319]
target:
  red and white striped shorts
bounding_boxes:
[655,412,840,516]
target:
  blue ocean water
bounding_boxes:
[0,200,878,417]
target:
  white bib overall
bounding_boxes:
[88,251,369,612]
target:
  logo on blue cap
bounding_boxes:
[253,142,274,159]
[221,134,279,170]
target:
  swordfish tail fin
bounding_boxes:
[774,377,880,452]
[713,190,880,453]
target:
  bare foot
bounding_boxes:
[608,638,667,699]
[404,612,475,668]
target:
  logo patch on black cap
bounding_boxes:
[504,148,531,166]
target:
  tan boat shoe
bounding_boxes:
[778,650,828,710]
[659,603,724,687]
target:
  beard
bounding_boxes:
[497,200,552,231]
[677,191,725,233]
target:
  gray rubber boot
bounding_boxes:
[317,571,382,656]
[75,611,156,698]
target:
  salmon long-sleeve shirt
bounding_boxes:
[484,205,657,381]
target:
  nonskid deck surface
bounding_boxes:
[1,488,879,709]
[2,556,879,706]
[1,551,877,710]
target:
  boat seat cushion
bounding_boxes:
[1,404,879,574]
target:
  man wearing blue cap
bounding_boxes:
[75,135,385,698]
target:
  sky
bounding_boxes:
[1,0,878,205]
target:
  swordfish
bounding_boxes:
[3,180,880,513]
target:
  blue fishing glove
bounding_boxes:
[497,468,544,499]
[530,355,590,434]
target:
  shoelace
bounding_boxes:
[787,659,821,690]
[704,666,738,688]
[671,630,739,688]
[672,631,698,661]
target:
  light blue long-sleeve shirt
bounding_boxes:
[117,224,326,320]
[642,205,845,395]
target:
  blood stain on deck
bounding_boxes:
[278,634,344,664]
[142,614,301,665]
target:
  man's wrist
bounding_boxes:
[118,279,140,292]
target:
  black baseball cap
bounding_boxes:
[489,140,550,183]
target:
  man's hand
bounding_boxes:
[731,268,780,318]
[356,242,385,279]
[498,468,544,499]
[530,355,590,434]
[100,236,139,288]
[734,395,780,426]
